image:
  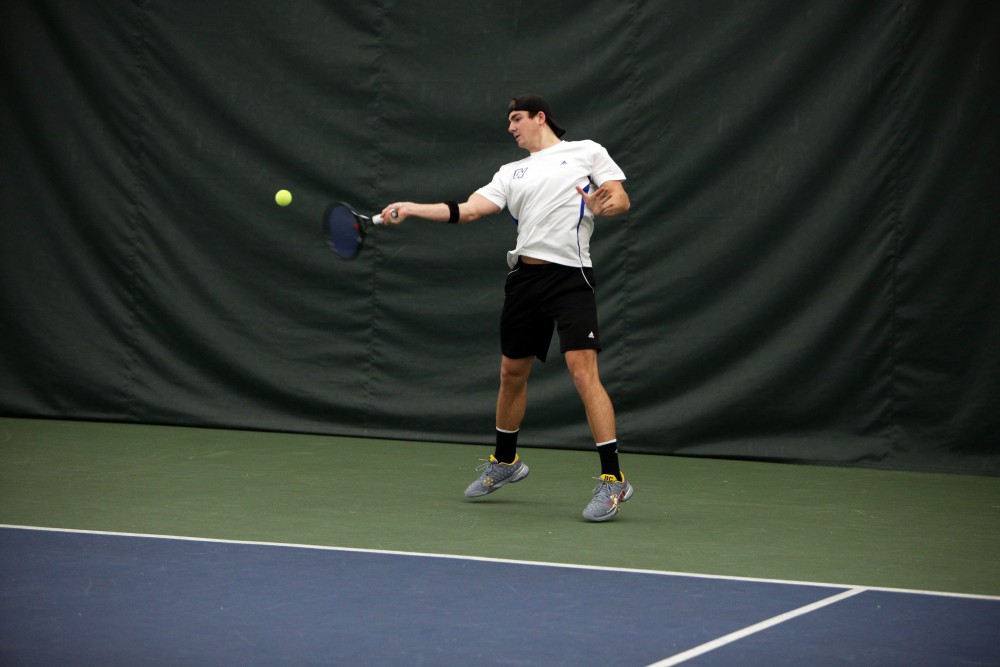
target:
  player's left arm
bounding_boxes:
[576,180,630,217]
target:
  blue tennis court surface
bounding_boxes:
[2,526,998,666]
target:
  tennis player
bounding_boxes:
[380,94,632,521]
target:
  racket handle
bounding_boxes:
[371,209,398,225]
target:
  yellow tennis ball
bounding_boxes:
[275,189,292,207]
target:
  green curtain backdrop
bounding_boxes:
[2,1,998,474]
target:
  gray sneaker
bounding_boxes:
[582,474,634,522]
[464,455,530,498]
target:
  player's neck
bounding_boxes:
[527,136,562,154]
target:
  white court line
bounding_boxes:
[2,523,999,601]
[643,587,867,667]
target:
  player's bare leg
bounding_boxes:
[564,349,615,443]
[496,355,533,432]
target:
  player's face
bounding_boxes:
[508,111,545,151]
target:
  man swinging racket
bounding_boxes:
[380,94,633,521]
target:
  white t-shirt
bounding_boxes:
[476,140,626,269]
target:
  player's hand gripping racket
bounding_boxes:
[322,202,397,260]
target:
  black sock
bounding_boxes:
[597,440,621,479]
[494,428,518,464]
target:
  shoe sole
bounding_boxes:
[583,506,619,522]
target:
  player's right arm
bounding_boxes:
[380,193,501,225]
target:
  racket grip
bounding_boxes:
[371,209,398,225]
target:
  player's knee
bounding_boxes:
[566,359,600,392]
[570,367,601,393]
[500,357,532,387]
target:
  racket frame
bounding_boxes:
[323,201,380,260]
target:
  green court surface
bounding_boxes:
[1,417,997,597]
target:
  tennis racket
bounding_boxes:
[322,202,397,260]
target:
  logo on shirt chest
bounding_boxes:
[513,167,529,180]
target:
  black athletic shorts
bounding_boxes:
[500,261,601,362]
